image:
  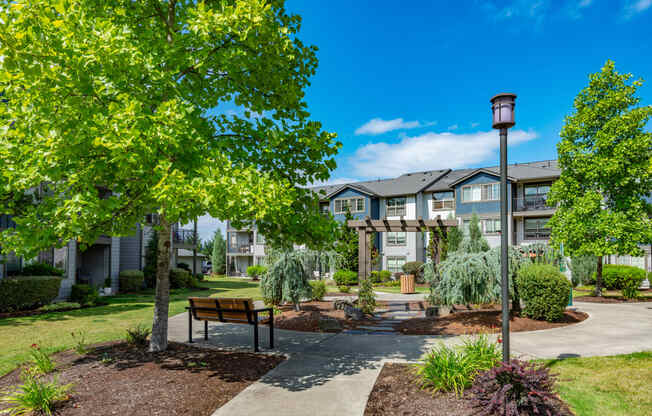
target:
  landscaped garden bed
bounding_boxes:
[0,341,284,416]
[574,288,652,303]
[273,301,378,332]
[364,362,574,416]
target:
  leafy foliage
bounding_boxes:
[593,264,646,291]
[169,268,198,289]
[470,359,560,416]
[125,324,151,347]
[211,230,226,275]
[19,263,64,277]
[246,265,268,280]
[143,230,158,289]
[517,264,572,322]
[548,60,652,296]
[333,210,358,272]
[333,270,358,286]
[0,277,62,312]
[70,284,99,306]
[118,270,144,292]
[415,335,501,397]
[337,285,350,293]
[357,279,377,314]
[446,214,464,254]
[402,261,424,280]
[0,369,72,416]
[261,251,312,310]
[457,213,490,254]
[309,280,327,301]
[28,344,55,375]
[370,270,391,284]
[70,330,89,355]
[570,255,597,287]
[523,242,564,267]
[36,302,81,313]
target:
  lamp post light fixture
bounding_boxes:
[490,92,516,363]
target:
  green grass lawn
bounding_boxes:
[0,276,262,376]
[548,351,652,416]
[373,285,430,294]
[573,285,652,300]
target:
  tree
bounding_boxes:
[446,214,464,253]
[547,60,652,296]
[458,213,490,254]
[334,211,358,271]
[199,238,214,258]
[0,0,340,351]
[211,230,226,275]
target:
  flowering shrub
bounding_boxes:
[470,359,560,416]
[28,344,55,374]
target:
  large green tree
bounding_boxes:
[211,229,226,275]
[548,61,652,296]
[0,0,340,351]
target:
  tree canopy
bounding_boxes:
[0,0,340,349]
[547,60,652,294]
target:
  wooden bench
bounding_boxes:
[186,297,274,352]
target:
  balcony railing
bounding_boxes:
[513,196,551,212]
[524,228,551,239]
[173,229,197,246]
[228,244,254,254]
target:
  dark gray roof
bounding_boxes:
[311,160,560,199]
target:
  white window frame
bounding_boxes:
[387,256,406,274]
[482,218,501,234]
[524,217,551,239]
[432,198,455,210]
[386,232,407,246]
[333,197,365,214]
[461,182,500,203]
[386,197,406,217]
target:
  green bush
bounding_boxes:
[1,370,72,416]
[119,270,144,292]
[309,280,327,301]
[169,267,197,289]
[20,262,65,277]
[402,261,425,282]
[593,264,646,292]
[370,271,381,284]
[70,284,99,306]
[357,279,377,314]
[177,262,191,271]
[125,324,151,346]
[247,265,268,280]
[337,285,350,293]
[517,264,571,322]
[0,276,62,312]
[570,255,597,287]
[37,302,82,312]
[415,335,501,396]
[333,270,358,286]
[379,270,392,282]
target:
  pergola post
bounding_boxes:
[358,228,368,281]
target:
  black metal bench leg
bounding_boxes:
[188,310,193,343]
[253,319,259,352]
[204,320,208,341]
[269,314,274,349]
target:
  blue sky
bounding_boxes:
[197,0,652,241]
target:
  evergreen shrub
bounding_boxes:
[118,270,144,292]
[0,276,62,312]
[333,270,358,286]
[70,284,99,306]
[517,264,571,322]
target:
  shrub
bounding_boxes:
[338,285,350,293]
[416,336,500,397]
[1,370,72,416]
[169,268,195,289]
[402,261,424,276]
[594,264,646,292]
[37,302,81,312]
[193,273,205,282]
[28,344,55,374]
[177,262,191,271]
[470,359,559,416]
[570,255,597,287]
[70,284,99,306]
[517,263,571,322]
[0,277,62,312]
[333,270,357,286]
[125,324,151,346]
[369,271,381,284]
[20,262,65,277]
[379,270,392,282]
[357,279,377,314]
[261,252,311,310]
[247,265,268,280]
[119,270,144,292]
[309,280,327,301]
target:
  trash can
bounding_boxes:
[400,274,415,294]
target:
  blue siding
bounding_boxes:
[454,172,512,215]
[330,188,378,222]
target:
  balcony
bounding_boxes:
[173,229,197,246]
[228,244,254,254]
[513,195,552,212]
[524,228,551,239]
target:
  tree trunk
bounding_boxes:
[511,276,522,313]
[595,256,603,297]
[149,216,172,352]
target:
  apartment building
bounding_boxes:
[228,159,652,276]
[225,221,266,275]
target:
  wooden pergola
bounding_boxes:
[347,216,458,281]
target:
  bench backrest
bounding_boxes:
[188,297,254,323]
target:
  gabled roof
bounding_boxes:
[325,183,378,199]
[448,168,517,187]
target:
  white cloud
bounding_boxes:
[355,118,431,135]
[624,0,652,18]
[310,177,361,187]
[483,0,551,27]
[470,122,480,128]
[351,129,538,178]
[447,124,459,131]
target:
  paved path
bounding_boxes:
[167,301,652,416]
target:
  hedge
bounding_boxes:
[170,268,199,289]
[0,276,62,312]
[333,270,358,286]
[370,270,392,283]
[592,264,646,292]
[119,269,145,292]
[517,263,571,322]
[21,262,65,277]
[70,284,99,306]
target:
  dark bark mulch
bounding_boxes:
[274,301,378,332]
[398,309,588,335]
[0,342,284,416]
[365,363,574,416]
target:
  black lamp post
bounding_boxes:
[491,92,516,363]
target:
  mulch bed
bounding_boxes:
[365,363,573,416]
[397,309,588,335]
[325,291,356,297]
[273,301,378,332]
[0,342,284,416]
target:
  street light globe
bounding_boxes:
[490,93,517,129]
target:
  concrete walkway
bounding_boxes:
[167,301,652,416]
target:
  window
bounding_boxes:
[320,203,330,215]
[386,197,406,217]
[432,191,455,210]
[524,183,551,197]
[256,233,265,245]
[387,256,406,274]
[230,233,236,248]
[483,219,501,233]
[461,183,500,202]
[386,232,406,246]
[462,219,471,234]
[524,217,551,239]
[334,197,365,214]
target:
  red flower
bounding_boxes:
[31,343,38,349]
[497,338,502,344]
